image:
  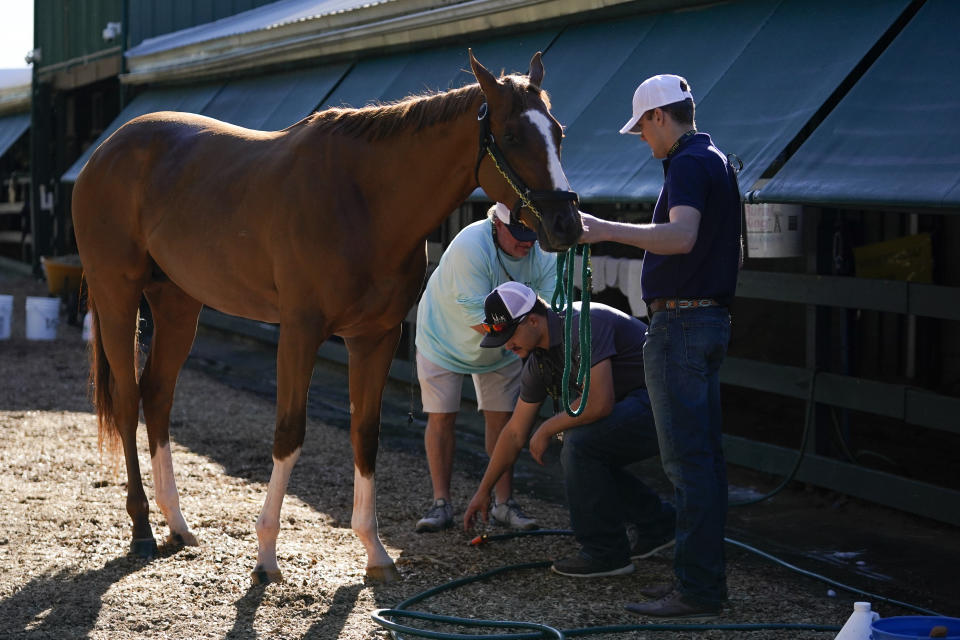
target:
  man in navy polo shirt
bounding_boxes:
[578,74,741,618]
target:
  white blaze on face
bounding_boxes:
[524,109,571,190]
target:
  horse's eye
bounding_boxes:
[503,132,521,145]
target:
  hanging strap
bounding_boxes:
[550,244,592,417]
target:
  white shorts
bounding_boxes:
[417,351,522,414]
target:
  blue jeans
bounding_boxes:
[644,306,730,604]
[560,388,675,566]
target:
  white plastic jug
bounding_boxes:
[25,296,60,340]
[82,310,92,341]
[0,294,12,340]
[835,602,880,640]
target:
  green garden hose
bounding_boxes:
[372,529,943,639]
[371,546,844,639]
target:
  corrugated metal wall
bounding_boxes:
[125,0,278,49]
[33,0,279,70]
[34,0,124,69]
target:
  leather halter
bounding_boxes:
[474,102,579,228]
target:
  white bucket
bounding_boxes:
[82,310,92,341]
[0,294,12,340]
[25,296,60,340]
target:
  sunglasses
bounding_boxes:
[480,321,512,334]
[480,314,528,334]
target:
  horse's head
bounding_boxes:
[470,50,582,253]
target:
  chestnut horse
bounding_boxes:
[72,50,581,583]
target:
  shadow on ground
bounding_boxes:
[179,324,960,617]
[2,261,956,621]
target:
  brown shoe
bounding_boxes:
[551,552,634,578]
[637,582,674,599]
[625,589,721,619]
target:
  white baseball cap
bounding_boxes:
[619,74,693,135]
[479,281,538,348]
[492,202,513,225]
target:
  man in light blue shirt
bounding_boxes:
[414,203,556,532]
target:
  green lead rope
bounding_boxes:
[550,244,592,417]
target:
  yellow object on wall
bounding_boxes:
[853,233,933,283]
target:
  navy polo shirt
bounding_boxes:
[640,132,741,304]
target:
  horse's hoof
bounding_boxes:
[130,537,158,560]
[366,563,400,583]
[251,566,283,585]
[167,531,199,547]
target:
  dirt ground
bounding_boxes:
[0,271,939,639]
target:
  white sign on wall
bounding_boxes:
[744,203,803,258]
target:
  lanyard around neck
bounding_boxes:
[667,129,697,157]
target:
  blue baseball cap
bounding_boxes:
[492,202,538,243]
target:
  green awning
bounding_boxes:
[545,0,777,201]
[689,0,910,198]
[0,112,30,160]
[756,0,960,209]
[545,0,909,202]
[61,84,223,183]
[317,30,559,202]
[62,64,349,183]
[201,64,348,130]
[320,30,559,110]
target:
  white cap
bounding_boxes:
[480,281,538,347]
[620,74,693,135]
[492,202,512,225]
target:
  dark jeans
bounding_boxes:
[644,306,730,604]
[560,387,675,566]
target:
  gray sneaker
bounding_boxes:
[415,498,453,533]
[490,498,539,531]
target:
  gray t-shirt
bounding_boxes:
[519,302,647,406]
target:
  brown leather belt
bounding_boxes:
[648,298,721,314]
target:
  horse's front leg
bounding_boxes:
[251,318,324,585]
[345,326,403,583]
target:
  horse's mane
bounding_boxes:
[309,73,551,141]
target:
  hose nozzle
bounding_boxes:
[469,534,489,547]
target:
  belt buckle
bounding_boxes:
[676,298,715,310]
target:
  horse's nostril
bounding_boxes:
[554,212,579,238]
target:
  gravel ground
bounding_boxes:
[0,271,914,639]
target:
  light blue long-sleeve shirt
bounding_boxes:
[416,218,557,374]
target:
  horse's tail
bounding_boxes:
[87,290,137,457]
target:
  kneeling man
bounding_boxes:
[463,282,674,577]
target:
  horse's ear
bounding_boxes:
[470,49,501,101]
[528,51,544,90]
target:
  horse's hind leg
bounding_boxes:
[345,326,402,583]
[141,281,203,548]
[88,276,157,558]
